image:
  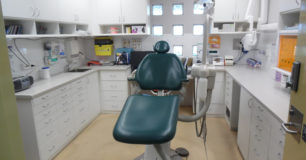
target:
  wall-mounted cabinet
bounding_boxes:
[214,0,259,22]
[1,0,35,19]
[279,0,301,13]
[59,0,90,24]
[93,0,150,35]
[1,0,90,24]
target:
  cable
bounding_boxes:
[8,47,29,66]
[13,39,31,65]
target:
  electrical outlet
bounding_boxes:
[233,39,241,50]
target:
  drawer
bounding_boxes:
[35,115,57,132]
[100,71,127,81]
[268,141,284,160]
[101,81,127,91]
[32,90,57,106]
[215,72,225,82]
[34,105,57,122]
[57,98,74,115]
[75,103,88,115]
[58,125,75,148]
[71,77,87,88]
[71,84,87,94]
[37,124,58,148]
[57,92,71,102]
[33,100,54,114]
[101,91,128,101]
[58,114,74,130]
[39,139,59,160]
[102,101,125,111]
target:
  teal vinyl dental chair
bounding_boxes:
[113,41,188,160]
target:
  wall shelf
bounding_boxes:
[210,32,248,35]
[279,29,299,35]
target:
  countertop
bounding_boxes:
[15,65,131,99]
[15,64,290,122]
[225,65,290,122]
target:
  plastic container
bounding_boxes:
[41,67,50,79]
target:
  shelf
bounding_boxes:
[5,34,90,39]
[210,32,248,35]
[279,29,299,35]
[93,33,150,37]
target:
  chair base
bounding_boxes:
[134,143,182,160]
[134,150,182,160]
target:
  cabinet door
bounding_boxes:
[121,0,148,24]
[279,0,301,13]
[75,0,90,24]
[87,73,101,118]
[214,0,236,22]
[33,0,59,21]
[236,0,259,21]
[1,0,35,19]
[95,0,122,24]
[237,87,253,159]
[58,0,76,23]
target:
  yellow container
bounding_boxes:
[95,44,113,56]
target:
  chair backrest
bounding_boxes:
[135,41,187,90]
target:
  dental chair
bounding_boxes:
[113,41,216,160]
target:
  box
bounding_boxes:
[132,26,145,34]
[95,37,113,56]
[115,48,133,64]
[95,45,113,56]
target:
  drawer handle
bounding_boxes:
[44,119,52,125]
[42,104,49,108]
[48,145,55,152]
[43,111,51,117]
[61,94,68,99]
[281,122,298,134]
[46,130,53,137]
[41,96,49,100]
[64,118,70,123]
[66,131,72,137]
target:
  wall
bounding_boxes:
[7,38,87,80]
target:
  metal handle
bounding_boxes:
[282,122,298,134]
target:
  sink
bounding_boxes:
[68,69,91,72]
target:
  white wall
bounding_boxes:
[7,38,87,80]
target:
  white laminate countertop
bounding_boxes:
[15,65,131,99]
[225,65,291,122]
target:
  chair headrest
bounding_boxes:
[154,41,170,54]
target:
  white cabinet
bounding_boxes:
[237,87,253,159]
[224,73,240,130]
[279,0,301,13]
[214,0,259,22]
[214,0,236,22]
[100,67,131,111]
[33,0,59,21]
[75,0,90,24]
[95,0,149,25]
[1,0,35,19]
[16,72,100,160]
[121,0,148,24]
[87,72,101,119]
[207,72,226,115]
[59,0,90,23]
[237,87,286,160]
[95,0,122,25]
